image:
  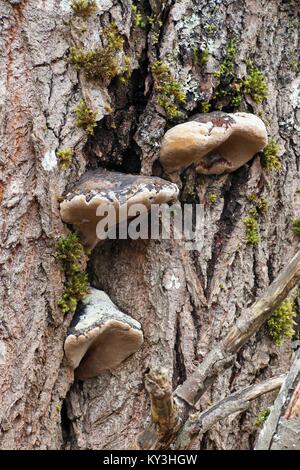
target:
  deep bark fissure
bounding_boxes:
[85,19,150,174]
[205,167,249,297]
[173,313,188,389]
[60,400,72,449]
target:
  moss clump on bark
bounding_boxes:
[255,408,270,427]
[200,100,211,112]
[212,38,244,109]
[243,196,268,245]
[70,23,129,83]
[70,0,97,18]
[132,3,146,29]
[56,233,89,314]
[261,139,281,171]
[210,39,268,110]
[151,61,186,120]
[75,99,97,135]
[57,148,73,170]
[248,194,268,214]
[193,47,209,66]
[292,218,300,235]
[244,62,268,104]
[267,299,296,345]
[205,24,217,35]
[243,216,260,245]
[208,194,217,205]
[257,198,268,213]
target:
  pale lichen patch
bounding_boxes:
[0,341,6,365]
[290,81,300,109]
[42,150,57,171]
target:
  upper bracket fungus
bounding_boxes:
[159,111,268,175]
[60,169,179,249]
[64,288,143,379]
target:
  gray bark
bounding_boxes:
[0,0,299,450]
[255,349,300,450]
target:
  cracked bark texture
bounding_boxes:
[255,350,300,450]
[0,0,299,450]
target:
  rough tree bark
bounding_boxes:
[255,349,300,450]
[0,0,299,450]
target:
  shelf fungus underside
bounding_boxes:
[159,111,268,175]
[64,288,143,380]
[60,169,179,249]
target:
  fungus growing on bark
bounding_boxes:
[60,168,179,249]
[159,111,268,175]
[64,288,143,379]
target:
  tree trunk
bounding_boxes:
[0,0,299,450]
[255,349,300,450]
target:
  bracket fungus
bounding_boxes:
[60,169,179,249]
[64,288,143,379]
[159,111,268,175]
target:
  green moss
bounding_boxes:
[57,148,73,170]
[212,39,244,110]
[255,408,270,428]
[257,198,268,213]
[119,56,132,85]
[243,217,260,245]
[56,233,89,314]
[208,194,217,205]
[248,207,259,219]
[205,24,217,35]
[75,99,97,135]
[214,38,237,82]
[261,139,281,171]
[151,61,186,120]
[132,4,161,32]
[244,62,268,104]
[183,180,198,202]
[69,23,128,83]
[209,40,268,110]
[70,0,97,18]
[193,47,209,66]
[132,3,146,28]
[267,299,296,346]
[153,32,160,44]
[289,59,299,72]
[248,196,268,214]
[292,218,300,235]
[219,283,225,290]
[200,100,211,113]
[244,197,267,243]
[247,192,258,203]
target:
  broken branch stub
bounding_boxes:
[145,368,179,435]
[136,368,181,450]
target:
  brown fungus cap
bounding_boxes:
[64,288,143,380]
[60,169,179,249]
[159,112,268,175]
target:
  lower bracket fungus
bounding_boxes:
[159,111,268,175]
[64,288,143,379]
[60,169,179,249]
